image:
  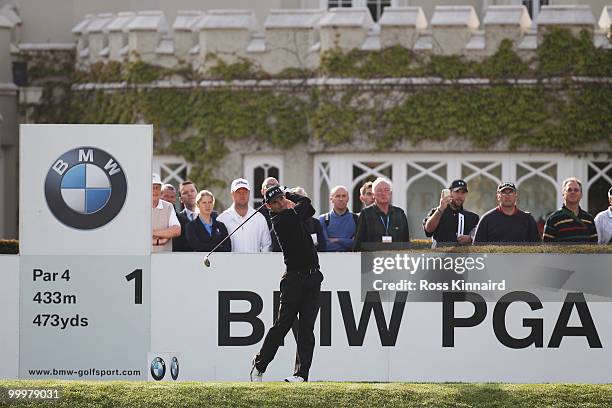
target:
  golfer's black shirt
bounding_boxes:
[423,205,479,244]
[270,193,319,271]
[474,206,540,244]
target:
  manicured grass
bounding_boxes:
[1,381,612,408]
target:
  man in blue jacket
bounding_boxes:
[319,185,358,252]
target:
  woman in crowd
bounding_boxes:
[186,190,231,252]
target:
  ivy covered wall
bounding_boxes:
[21,28,612,190]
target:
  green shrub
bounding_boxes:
[0,239,18,254]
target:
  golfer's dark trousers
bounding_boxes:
[254,268,323,381]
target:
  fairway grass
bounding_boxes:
[1,380,612,408]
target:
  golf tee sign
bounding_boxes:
[18,124,152,380]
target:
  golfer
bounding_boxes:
[250,185,324,383]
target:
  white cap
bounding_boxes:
[231,178,250,192]
[152,173,162,185]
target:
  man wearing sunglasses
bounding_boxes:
[543,177,598,243]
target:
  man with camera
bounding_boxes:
[423,179,479,248]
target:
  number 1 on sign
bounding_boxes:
[125,269,142,304]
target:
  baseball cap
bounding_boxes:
[152,173,162,185]
[608,187,612,198]
[230,178,251,192]
[497,182,517,192]
[449,179,468,192]
[264,185,285,203]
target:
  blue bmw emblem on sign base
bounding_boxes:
[170,356,179,380]
[150,357,166,381]
[45,147,127,229]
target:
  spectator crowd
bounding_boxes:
[151,173,612,253]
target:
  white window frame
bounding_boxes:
[586,160,612,192]
[153,155,190,185]
[313,153,589,215]
[244,155,284,208]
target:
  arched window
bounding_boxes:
[153,155,189,208]
[244,156,283,208]
[461,161,502,216]
[406,161,447,239]
[515,161,557,224]
[587,161,612,216]
[351,161,392,213]
[318,161,331,214]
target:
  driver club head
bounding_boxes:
[204,257,211,268]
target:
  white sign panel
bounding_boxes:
[17,124,153,380]
[4,252,612,382]
[151,253,612,383]
[19,124,152,255]
[19,256,150,380]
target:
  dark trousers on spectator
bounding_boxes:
[254,269,322,381]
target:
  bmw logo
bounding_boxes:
[150,357,166,381]
[44,147,127,229]
[170,356,179,380]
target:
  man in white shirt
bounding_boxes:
[152,173,181,252]
[217,178,272,253]
[594,187,612,245]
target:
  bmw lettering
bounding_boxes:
[45,147,127,230]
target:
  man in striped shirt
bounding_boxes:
[543,177,598,243]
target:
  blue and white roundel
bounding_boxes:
[60,164,112,214]
[150,357,166,381]
[45,147,127,230]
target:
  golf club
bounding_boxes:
[204,201,268,267]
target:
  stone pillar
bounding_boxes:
[72,14,94,66]
[126,11,169,63]
[379,7,427,49]
[197,10,258,68]
[261,9,322,73]
[0,18,18,238]
[86,13,114,64]
[318,8,374,52]
[107,12,135,62]
[430,6,480,55]
[0,14,12,82]
[595,6,612,49]
[1,5,21,45]
[537,5,596,45]
[173,11,204,64]
[482,5,531,55]
[600,6,612,35]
